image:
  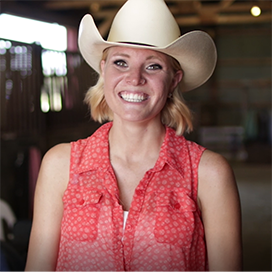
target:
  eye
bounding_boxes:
[147,64,163,70]
[114,60,128,68]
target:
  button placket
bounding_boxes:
[123,172,154,269]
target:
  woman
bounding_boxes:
[25,0,242,271]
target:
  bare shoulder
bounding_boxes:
[43,143,71,163]
[198,150,242,270]
[37,143,71,197]
[198,149,238,210]
[26,143,71,271]
[199,149,235,183]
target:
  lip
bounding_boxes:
[119,91,149,103]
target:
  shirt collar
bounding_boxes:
[76,122,184,177]
[151,126,185,177]
[75,122,113,174]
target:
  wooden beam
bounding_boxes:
[218,13,272,25]
[176,12,271,26]
[44,1,93,10]
[44,0,125,10]
[171,1,271,14]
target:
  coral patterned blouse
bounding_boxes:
[56,122,207,271]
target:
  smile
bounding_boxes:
[119,92,148,103]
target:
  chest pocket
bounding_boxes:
[154,190,196,247]
[62,189,103,242]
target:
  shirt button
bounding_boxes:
[78,199,85,205]
[174,203,181,209]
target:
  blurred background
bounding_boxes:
[0,0,271,270]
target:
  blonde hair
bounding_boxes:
[84,49,193,135]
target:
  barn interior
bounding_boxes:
[0,0,271,270]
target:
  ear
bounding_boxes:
[171,70,183,91]
[100,60,105,77]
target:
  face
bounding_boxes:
[101,46,182,124]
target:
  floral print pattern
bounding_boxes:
[56,122,207,271]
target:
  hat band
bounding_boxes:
[118,41,155,47]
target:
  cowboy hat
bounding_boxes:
[78,0,217,92]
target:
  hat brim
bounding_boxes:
[78,14,217,92]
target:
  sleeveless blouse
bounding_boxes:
[56,122,207,271]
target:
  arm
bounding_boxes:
[198,150,242,271]
[25,144,70,271]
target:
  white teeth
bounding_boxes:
[120,93,147,102]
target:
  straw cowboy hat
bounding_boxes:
[78,0,217,92]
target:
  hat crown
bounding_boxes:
[107,0,180,47]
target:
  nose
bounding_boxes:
[126,67,146,86]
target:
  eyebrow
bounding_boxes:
[111,52,164,62]
[111,52,130,58]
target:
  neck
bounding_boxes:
[109,119,166,162]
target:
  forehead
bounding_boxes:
[106,46,171,62]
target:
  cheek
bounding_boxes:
[103,72,123,101]
[103,67,123,85]
[103,77,121,95]
[159,78,173,95]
